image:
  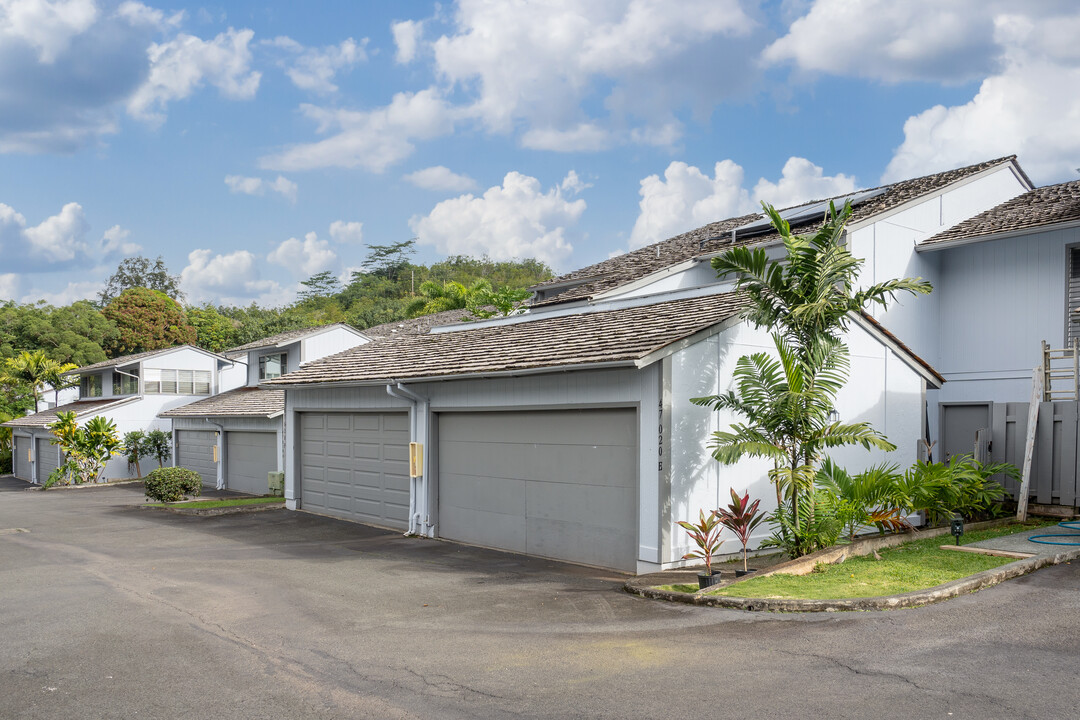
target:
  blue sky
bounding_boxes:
[2,0,1079,306]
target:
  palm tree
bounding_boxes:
[1,351,53,413]
[692,200,932,555]
[407,279,492,317]
[42,361,79,408]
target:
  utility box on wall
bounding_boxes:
[267,471,284,496]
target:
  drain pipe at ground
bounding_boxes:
[203,418,226,490]
[385,382,431,537]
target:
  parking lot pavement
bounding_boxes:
[3,483,1080,719]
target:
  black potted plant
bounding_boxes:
[677,509,726,589]
[715,488,766,577]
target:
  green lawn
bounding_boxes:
[703,520,1056,600]
[148,496,284,509]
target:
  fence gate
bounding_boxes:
[990,401,1079,508]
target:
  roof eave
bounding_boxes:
[917,217,1080,253]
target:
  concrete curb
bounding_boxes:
[626,546,1080,612]
[138,502,285,517]
[26,479,145,492]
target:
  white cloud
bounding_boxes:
[431,0,758,146]
[224,173,298,202]
[0,272,20,300]
[267,231,339,277]
[559,170,591,195]
[180,248,283,305]
[265,35,366,94]
[0,0,99,64]
[99,224,141,255]
[127,27,261,123]
[763,0,1009,83]
[0,200,93,269]
[391,19,421,64]
[259,88,454,172]
[115,1,183,30]
[403,165,476,192]
[22,279,101,305]
[520,123,612,153]
[884,13,1080,183]
[328,220,363,244]
[629,157,857,248]
[409,171,586,267]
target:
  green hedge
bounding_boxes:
[144,467,203,503]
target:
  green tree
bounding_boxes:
[0,350,71,413]
[144,429,172,469]
[122,430,148,477]
[361,239,416,282]
[102,288,197,356]
[46,412,121,487]
[187,305,237,352]
[406,279,492,317]
[298,271,342,302]
[692,201,932,556]
[99,256,184,305]
[466,285,532,319]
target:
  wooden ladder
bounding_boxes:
[1041,339,1080,402]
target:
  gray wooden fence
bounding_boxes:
[988,401,1079,508]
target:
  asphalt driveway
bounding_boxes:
[2,478,1079,719]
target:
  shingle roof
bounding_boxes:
[1,398,135,428]
[531,156,1021,306]
[360,309,474,339]
[225,323,362,355]
[267,293,749,385]
[159,387,285,418]
[920,180,1080,248]
[69,347,184,374]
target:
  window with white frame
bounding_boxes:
[144,369,211,395]
[111,368,139,395]
[259,353,287,380]
[80,374,102,398]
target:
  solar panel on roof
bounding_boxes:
[729,187,888,242]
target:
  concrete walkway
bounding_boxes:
[969,524,1080,556]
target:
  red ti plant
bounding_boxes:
[714,488,767,572]
[677,510,725,576]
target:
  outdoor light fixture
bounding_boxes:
[951,517,964,546]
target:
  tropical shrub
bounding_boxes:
[144,430,172,468]
[677,509,726,576]
[122,431,147,477]
[144,467,202,503]
[714,488,767,571]
[692,200,932,557]
[45,412,121,487]
[815,458,911,541]
[761,492,842,558]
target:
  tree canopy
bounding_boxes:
[102,288,198,355]
[99,256,185,305]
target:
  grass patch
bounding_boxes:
[707,520,1056,600]
[148,496,283,509]
[657,583,700,594]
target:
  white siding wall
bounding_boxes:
[96,395,219,479]
[850,165,1028,368]
[933,225,1080,410]
[667,321,925,566]
[219,361,248,392]
[301,327,367,364]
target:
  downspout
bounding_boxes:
[203,418,225,490]
[386,382,431,537]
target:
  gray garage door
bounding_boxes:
[300,413,410,529]
[176,430,218,487]
[226,432,276,495]
[36,437,60,483]
[437,409,638,571]
[13,435,31,482]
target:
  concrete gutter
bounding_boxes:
[626,547,1080,612]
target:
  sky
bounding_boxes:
[2,0,1079,307]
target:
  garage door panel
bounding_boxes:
[13,437,31,481]
[438,409,637,571]
[527,517,636,570]
[440,505,527,553]
[225,432,276,495]
[440,472,526,515]
[526,482,635,526]
[299,412,410,530]
[36,437,60,481]
[177,430,217,487]
[438,409,635,446]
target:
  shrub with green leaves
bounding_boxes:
[144,429,172,468]
[144,467,203,503]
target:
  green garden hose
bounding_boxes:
[1028,521,1080,546]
